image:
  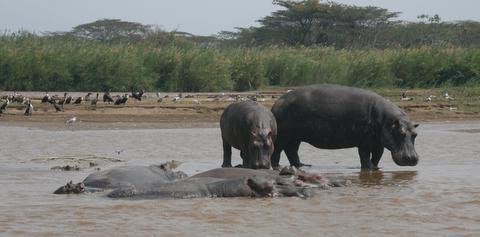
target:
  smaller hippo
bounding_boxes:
[220,101,277,169]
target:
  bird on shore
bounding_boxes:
[103,91,114,103]
[91,93,99,107]
[444,92,454,101]
[73,97,83,104]
[52,101,63,112]
[0,97,10,114]
[58,92,68,107]
[131,89,144,101]
[65,95,72,104]
[24,99,33,116]
[400,91,414,101]
[65,116,77,126]
[41,92,51,103]
[425,94,436,102]
[114,94,129,105]
[156,92,163,103]
[84,92,92,102]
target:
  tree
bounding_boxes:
[228,0,398,47]
[69,19,152,42]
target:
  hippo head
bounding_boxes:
[244,128,274,169]
[381,119,419,166]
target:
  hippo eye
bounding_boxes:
[412,133,417,138]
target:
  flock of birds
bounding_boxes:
[400,91,457,110]
[0,89,265,123]
[0,89,147,119]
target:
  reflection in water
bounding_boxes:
[356,170,418,186]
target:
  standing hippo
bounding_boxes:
[271,84,419,170]
[220,101,277,169]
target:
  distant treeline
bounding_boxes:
[221,0,480,48]
[1,0,480,92]
[1,34,479,92]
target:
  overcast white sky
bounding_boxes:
[0,0,479,36]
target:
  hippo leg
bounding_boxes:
[271,138,286,168]
[284,140,311,167]
[222,139,232,168]
[371,146,384,169]
[358,146,373,170]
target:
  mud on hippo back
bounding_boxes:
[271,84,419,170]
[220,101,277,169]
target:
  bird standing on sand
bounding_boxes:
[51,100,63,112]
[85,93,92,102]
[131,89,144,101]
[41,92,51,103]
[0,97,10,114]
[73,97,83,104]
[91,93,99,107]
[444,92,454,101]
[103,91,114,103]
[24,99,33,116]
[66,116,77,126]
[114,94,129,105]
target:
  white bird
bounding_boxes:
[444,92,454,101]
[173,96,182,102]
[65,116,77,126]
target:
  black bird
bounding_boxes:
[0,98,10,113]
[91,93,99,107]
[114,94,129,105]
[73,97,83,104]
[103,91,114,103]
[131,88,144,101]
[65,96,72,104]
[41,92,51,103]
[24,100,33,116]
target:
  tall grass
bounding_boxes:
[0,35,479,92]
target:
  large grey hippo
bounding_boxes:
[271,84,419,170]
[54,161,330,199]
[220,101,277,169]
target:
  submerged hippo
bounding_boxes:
[220,101,277,169]
[271,84,419,170]
[54,161,329,199]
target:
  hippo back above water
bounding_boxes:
[220,101,277,169]
[271,84,419,170]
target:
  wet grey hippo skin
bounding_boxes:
[220,101,277,169]
[54,163,328,199]
[271,84,419,170]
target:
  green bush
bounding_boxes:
[0,34,479,92]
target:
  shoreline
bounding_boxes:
[1,89,479,130]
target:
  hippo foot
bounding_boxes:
[54,181,85,194]
[299,162,312,167]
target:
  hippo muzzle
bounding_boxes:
[391,146,419,166]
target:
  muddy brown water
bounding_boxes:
[0,122,479,236]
